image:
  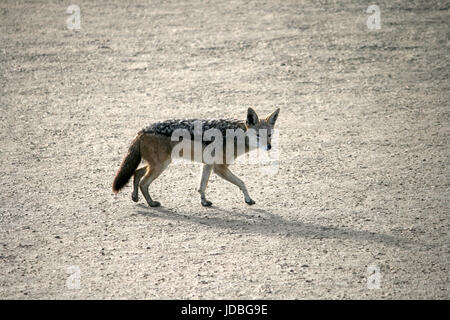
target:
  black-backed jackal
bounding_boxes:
[112,108,279,207]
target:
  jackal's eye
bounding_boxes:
[256,131,271,139]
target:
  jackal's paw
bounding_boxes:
[245,198,256,205]
[131,193,138,202]
[149,201,161,207]
[201,200,213,207]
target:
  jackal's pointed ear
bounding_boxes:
[266,108,280,126]
[246,107,259,126]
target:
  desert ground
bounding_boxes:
[0,0,448,299]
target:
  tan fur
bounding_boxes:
[113,108,280,207]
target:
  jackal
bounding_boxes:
[112,108,280,207]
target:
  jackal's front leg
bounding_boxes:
[198,164,213,206]
[213,164,255,205]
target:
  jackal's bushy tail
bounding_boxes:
[112,134,142,193]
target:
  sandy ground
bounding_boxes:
[0,0,449,299]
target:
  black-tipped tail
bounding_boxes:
[112,135,141,193]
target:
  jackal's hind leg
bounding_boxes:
[131,166,147,202]
[213,164,255,205]
[198,164,213,207]
[139,161,170,207]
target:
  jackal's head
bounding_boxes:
[245,107,280,151]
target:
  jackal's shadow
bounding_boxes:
[136,205,412,247]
